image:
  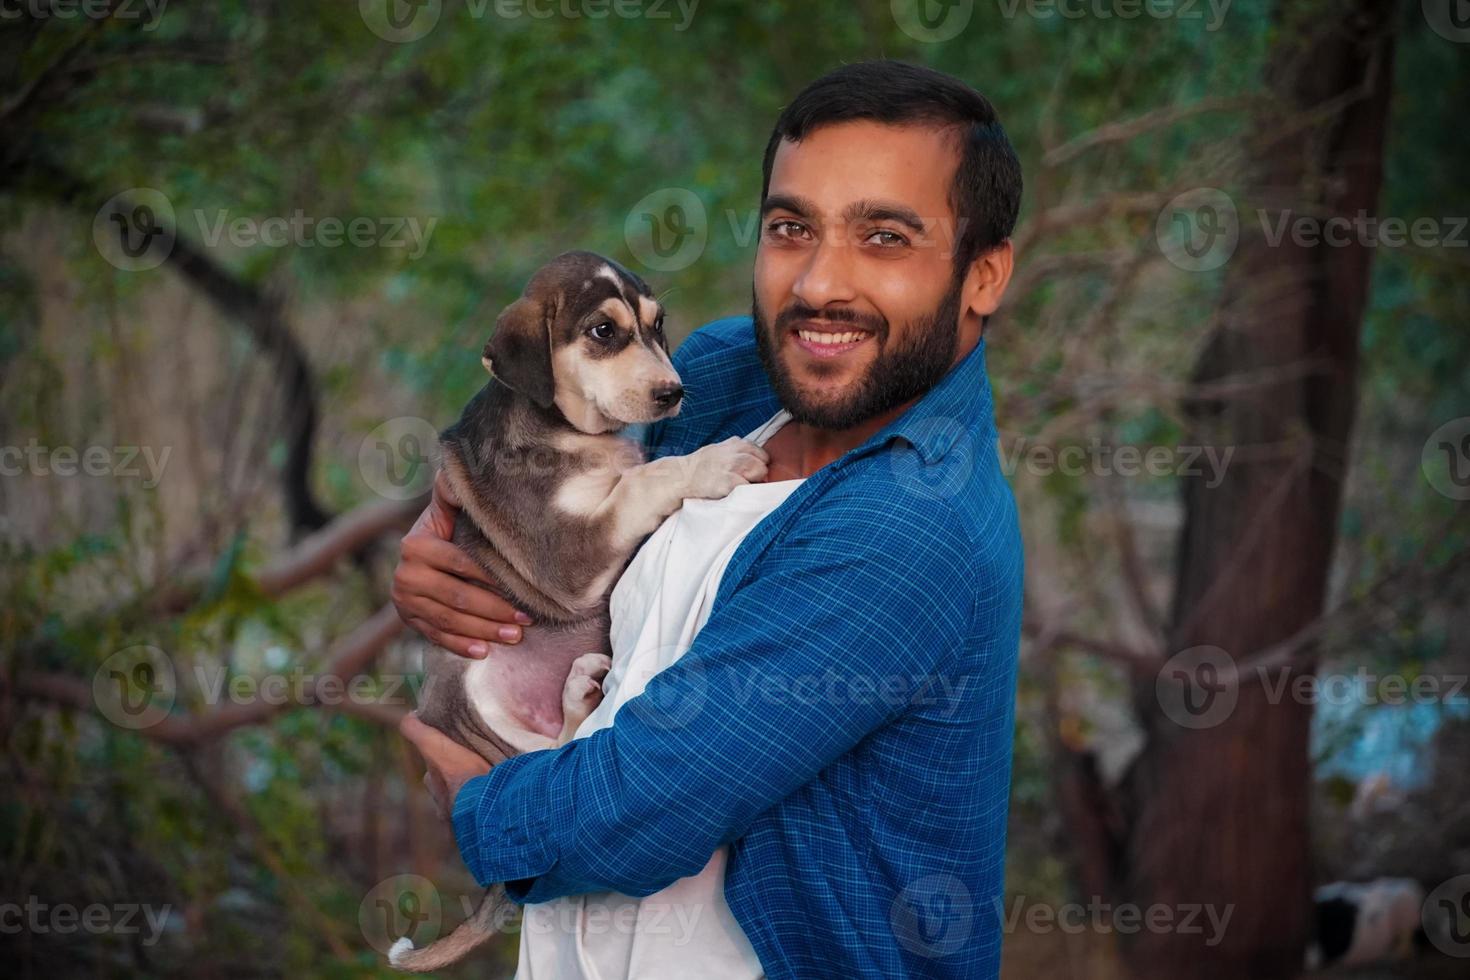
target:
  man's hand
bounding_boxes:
[391,470,534,658]
[400,714,492,820]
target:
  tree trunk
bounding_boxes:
[1117,1,1400,976]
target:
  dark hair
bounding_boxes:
[760,60,1023,273]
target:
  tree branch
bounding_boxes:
[12,605,410,744]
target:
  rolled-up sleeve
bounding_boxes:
[450,490,980,903]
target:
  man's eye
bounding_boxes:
[766,219,808,240]
[867,229,908,247]
[588,322,616,340]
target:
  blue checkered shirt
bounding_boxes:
[452,315,1024,978]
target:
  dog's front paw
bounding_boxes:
[685,437,770,498]
[557,653,612,744]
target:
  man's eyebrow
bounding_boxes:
[843,199,928,235]
[760,193,819,219]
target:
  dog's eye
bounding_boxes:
[588,322,616,341]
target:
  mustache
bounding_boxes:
[773,302,886,337]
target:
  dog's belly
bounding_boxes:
[468,620,611,742]
[419,615,611,760]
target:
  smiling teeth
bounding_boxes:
[798,330,868,345]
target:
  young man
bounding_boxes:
[394,60,1024,979]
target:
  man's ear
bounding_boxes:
[963,239,1015,322]
[484,294,556,408]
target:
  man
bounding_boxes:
[394,59,1024,978]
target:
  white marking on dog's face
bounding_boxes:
[638,294,660,329]
[552,289,681,431]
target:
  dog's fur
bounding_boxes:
[389,252,767,971]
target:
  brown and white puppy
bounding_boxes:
[388,251,768,972]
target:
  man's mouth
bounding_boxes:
[788,322,876,358]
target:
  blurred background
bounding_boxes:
[2,0,1468,977]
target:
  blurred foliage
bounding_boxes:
[3,0,1468,976]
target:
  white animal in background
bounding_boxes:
[1305,878,1426,970]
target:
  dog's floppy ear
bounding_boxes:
[484,294,556,408]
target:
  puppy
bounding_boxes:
[388,251,768,971]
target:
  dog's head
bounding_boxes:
[484,251,682,432]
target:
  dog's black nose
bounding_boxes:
[651,384,684,409]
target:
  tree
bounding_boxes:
[1079,0,1405,975]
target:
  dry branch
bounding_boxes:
[13,605,410,744]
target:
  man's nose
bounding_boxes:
[791,237,858,310]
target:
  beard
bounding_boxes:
[753,276,963,431]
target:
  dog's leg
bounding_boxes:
[602,436,769,552]
[556,652,612,745]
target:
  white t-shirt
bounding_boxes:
[515,409,801,980]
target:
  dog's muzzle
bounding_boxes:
[651,383,684,412]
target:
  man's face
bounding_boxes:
[754,120,968,430]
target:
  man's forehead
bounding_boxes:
[767,120,960,217]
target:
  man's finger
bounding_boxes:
[433,468,463,509]
[424,771,450,820]
[401,535,497,586]
[405,617,502,658]
[398,560,530,624]
[405,599,521,644]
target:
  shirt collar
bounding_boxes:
[848,337,996,466]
